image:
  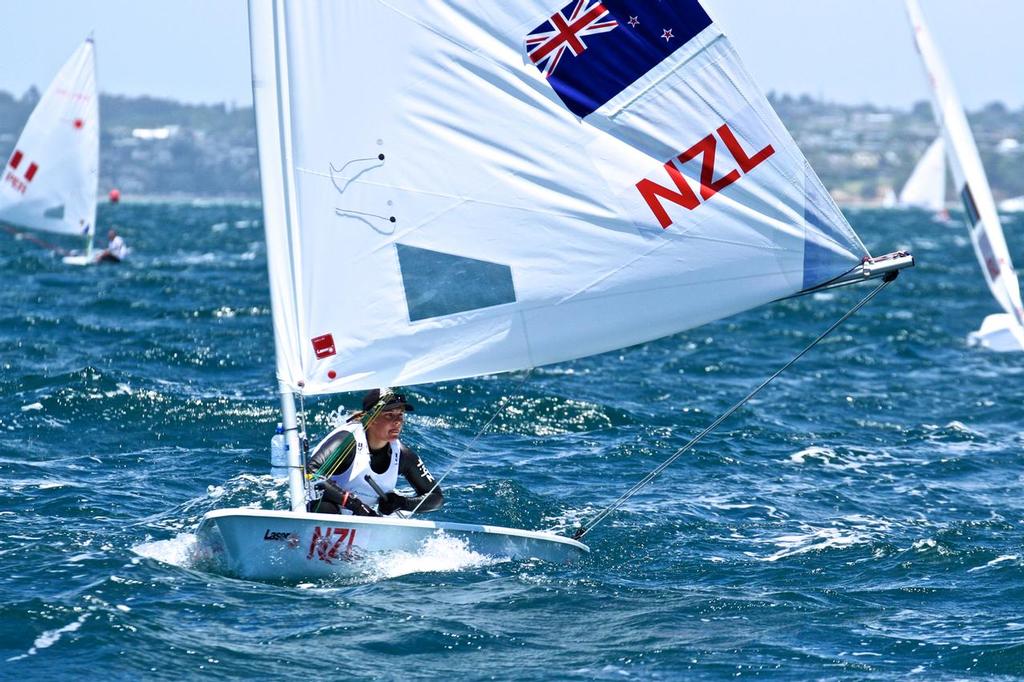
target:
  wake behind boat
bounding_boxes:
[0,38,100,263]
[193,0,913,582]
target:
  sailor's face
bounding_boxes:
[367,408,405,442]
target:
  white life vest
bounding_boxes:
[108,235,127,260]
[321,422,401,509]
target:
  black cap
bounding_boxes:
[361,388,415,413]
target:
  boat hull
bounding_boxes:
[967,313,1024,352]
[61,254,94,266]
[195,508,588,581]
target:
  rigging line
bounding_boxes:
[1,224,68,255]
[571,271,899,541]
[408,368,535,515]
[297,391,309,464]
[290,390,315,505]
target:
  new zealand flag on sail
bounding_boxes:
[526,0,712,117]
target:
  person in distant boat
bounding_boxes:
[306,388,444,517]
[95,228,127,263]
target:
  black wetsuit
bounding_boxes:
[306,431,444,516]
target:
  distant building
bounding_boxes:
[131,125,180,141]
[851,151,881,170]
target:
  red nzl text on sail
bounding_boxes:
[636,123,774,229]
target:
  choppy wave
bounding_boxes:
[2,205,1024,678]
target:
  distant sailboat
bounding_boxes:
[998,196,1024,214]
[905,0,1024,351]
[898,136,949,221]
[0,39,99,265]
[194,0,913,581]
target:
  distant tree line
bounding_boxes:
[0,88,1021,203]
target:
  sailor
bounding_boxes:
[95,228,128,263]
[306,388,444,516]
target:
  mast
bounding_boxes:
[88,36,99,253]
[278,382,305,512]
[249,0,309,511]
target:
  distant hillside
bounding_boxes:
[769,93,1024,205]
[0,89,1021,204]
[0,89,258,199]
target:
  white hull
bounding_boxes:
[195,508,588,581]
[967,313,1024,352]
[61,254,95,266]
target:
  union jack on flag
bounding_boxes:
[526,0,618,78]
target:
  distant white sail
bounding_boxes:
[898,136,945,212]
[905,0,1024,349]
[0,39,99,240]
[999,196,1024,213]
[252,0,874,394]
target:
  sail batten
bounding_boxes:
[250,0,877,394]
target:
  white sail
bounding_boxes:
[194,0,915,582]
[898,136,945,212]
[905,0,1024,339]
[999,196,1024,213]
[0,39,99,241]
[250,0,872,395]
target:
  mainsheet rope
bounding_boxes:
[1,224,69,255]
[408,368,535,515]
[571,271,899,541]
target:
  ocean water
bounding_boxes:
[2,203,1024,680]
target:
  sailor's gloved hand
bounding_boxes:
[347,495,380,517]
[377,491,407,516]
[314,479,345,506]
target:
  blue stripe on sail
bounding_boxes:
[802,183,862,290]
[526,0,712,118]
[802,203,849,290]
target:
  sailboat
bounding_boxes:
[998,196,1024,214]
[905,0,1024,352]
[0,39,99,265]
[194,0,913,581]
[898,136,949,221]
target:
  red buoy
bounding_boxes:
[108,188,121,203]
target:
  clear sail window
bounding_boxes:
[396,243,516,322]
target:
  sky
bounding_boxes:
[0,0,1020,111]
